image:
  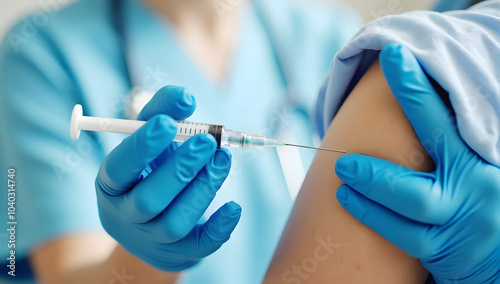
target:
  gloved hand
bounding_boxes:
[335,44,500,283]
[95,85,241,271]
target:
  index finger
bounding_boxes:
[138,85,196,121]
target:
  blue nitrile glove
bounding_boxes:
[335,44,500,283]
[95,85,242,271]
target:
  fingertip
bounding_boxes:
[178,88,196,109]
[219,210,241,238]
[379,43,418,79]
[177,134,217,163]
[214,202,242,237]
[380,43,400,70]
[221,201,242,218]
[335,154,359,181]
[218,147,232,160]
[336,153,356,166]
[336,185,350,203]
[211,148,232,169]
[202,202,241,247]
[139,85,196,120]
[380,43,403,59]
[195,133,218,148]
[142,115,178,144]
[335,187,372,225]
[154,114,178,131]
[380,43,414,63]
[163,85,196,119]
[129,115,173,148]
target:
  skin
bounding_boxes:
[29,1,243,283]
[263,60,433,283]
[145,0,244,83]
[31,2,433,284]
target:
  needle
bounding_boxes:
[284,143,347,153]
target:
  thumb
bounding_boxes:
[379,44,464,164]
[335,154,449,224]
[336,184,432,259]
[97,115,177,196]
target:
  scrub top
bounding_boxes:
[0,0,361,283]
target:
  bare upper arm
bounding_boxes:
[263,60,433,283]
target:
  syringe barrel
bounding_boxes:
[72,104,221,147]
[174,121,224,148]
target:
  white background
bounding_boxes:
[0,0,437,40]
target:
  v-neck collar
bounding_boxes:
[122,0,249,95]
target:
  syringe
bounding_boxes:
[70,104,346,153]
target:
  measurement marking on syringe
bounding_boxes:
[71,104,347,152]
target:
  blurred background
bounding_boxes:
[0,0,436,40]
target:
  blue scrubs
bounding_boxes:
[0,0,360,282]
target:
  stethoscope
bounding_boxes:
[110,0,311,201]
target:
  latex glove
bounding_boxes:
[335,44,500,283]
[96,85,241,271]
